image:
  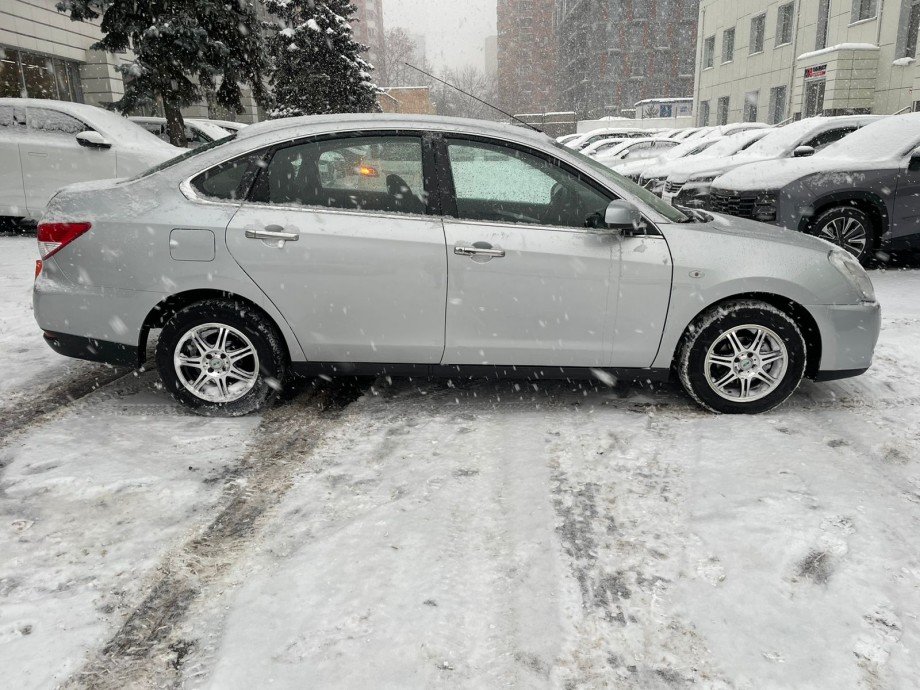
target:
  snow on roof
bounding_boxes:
[634,97,693,105]
[796,42,879,62]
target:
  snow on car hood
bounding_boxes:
[713,155,895,192]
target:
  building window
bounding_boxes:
[816,0,831,49]
[743,91,759,122]
[851,0,878,23]
[776,3,795,46]
[717,96,730,125]
[768,86,787,124]
[0,46,83,102]
[902,1,920,59]
[722,27,735,63]
[750,14,766,54]
[699,100,710,126]
[703,35,715,68]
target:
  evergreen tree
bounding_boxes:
[264,0,379,118]
[57,0,269,146]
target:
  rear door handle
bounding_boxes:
[454,244,505,258]
[245,225,299,241]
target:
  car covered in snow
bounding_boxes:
[710,113,920,264]
[0,98,181,223]
[194,118,249,133]
[593,138,680,166]
[130,116,233,148]
[658,115,879,207]
[34,114,880,416]
[566,127,657,150]
[616,136,724,180]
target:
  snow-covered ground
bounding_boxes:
[1,233,920,688]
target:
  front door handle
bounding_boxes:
[454,244,505,258]
[245,225,299,242]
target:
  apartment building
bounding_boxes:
[693,0,920,126]
[351,0,385,71]
[497,0,559,114]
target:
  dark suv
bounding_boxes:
[709,114,920,264]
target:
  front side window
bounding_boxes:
[27,107,87,134]
[252,135,427,215]
[776,3,795,45]
[852,0,878,22]
[0,104,26,128]
[446,139,612,229]
[750,13,766,53]
[722,27,735,62]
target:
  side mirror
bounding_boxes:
[909,147,920,172]
[76,131,111,149]
[604,200,642,231]
[793,145,815,158]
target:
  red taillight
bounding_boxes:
[37,222,92,260]
[35,259,43,279]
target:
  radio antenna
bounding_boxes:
[402,62,543,133]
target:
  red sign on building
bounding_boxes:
[805,64,828,79]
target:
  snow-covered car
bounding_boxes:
[710,113,920,264]
[566,127,656,150]
[658,115,880,206]
[594,138,679,166]
[0,98,181,223]
[655,128,773,206]
[556,133,581,145]
[130,117,233,148]
[33,114,879,416]
[616,136,724,180]
[580,137,631,156]
[193,118,249,133]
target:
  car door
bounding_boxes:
[892,147,920,242]
[438,135,623,368]
[226,132,447,364]
[0,104,27,217]
[21,106,116,216]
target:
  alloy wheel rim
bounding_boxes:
[174,323,259,403]
[704,324,788,403]
[818,216,867,258]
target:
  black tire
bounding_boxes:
[155,299,287,416]
[808,205,875,266]
[678,300,806,414]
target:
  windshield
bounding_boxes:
[555,142,689,223]
[819,114,920,160]
[703,130,769,157]
[127,133,237,181]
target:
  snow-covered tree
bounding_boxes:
[264,0,379,118]
[56,0,268,147]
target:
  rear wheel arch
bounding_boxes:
[139,289,292,367]
[673,292,822,379]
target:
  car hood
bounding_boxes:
[666,153,770,183]
[713,155,896,192]
[684,212,834,253]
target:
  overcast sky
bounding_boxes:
[382,0,496,73]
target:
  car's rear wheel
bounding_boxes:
[678,300,806,414]
[155,299,287,416]
[809,206,875,265]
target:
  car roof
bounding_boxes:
[237,113,554,146]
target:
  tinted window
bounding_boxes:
[447,139,612,228]
[191,153,260,200]
[805,127,857,151]
[27,107,87,134]
[252,136,427,215]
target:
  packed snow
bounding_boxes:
[2,234,920,687]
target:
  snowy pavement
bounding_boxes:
[1,233,920,688]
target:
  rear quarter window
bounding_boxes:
[190,152,261,201]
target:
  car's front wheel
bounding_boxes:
[809,205,875,265]
[155,299,287,416]
[678,300,806,414]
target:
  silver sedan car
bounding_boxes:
[33,114,880,415]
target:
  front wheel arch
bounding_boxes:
[672,292,822,379]
[800,193,887,244]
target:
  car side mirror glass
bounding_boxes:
[793,145,815,158]
[604,200,642,232]
[909,147,920,172]
[76,131,111,149]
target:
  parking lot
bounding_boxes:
[2,232,920,687]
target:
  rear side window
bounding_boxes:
[27,107,88,134]
[191,152,261,201]
[250,135,428,215]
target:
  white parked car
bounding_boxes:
[614,136,724,180]
[594,138,680,166]
[193,118,249,133]
[130,116,232,148]
[566,127,656,150]
[659,115,880,207]
[0,98,181,223]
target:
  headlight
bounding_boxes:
[828,249,875,302]
[753,191,777,222]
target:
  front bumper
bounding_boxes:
[808,301,881,378]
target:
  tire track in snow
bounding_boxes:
[61,377,370,689]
